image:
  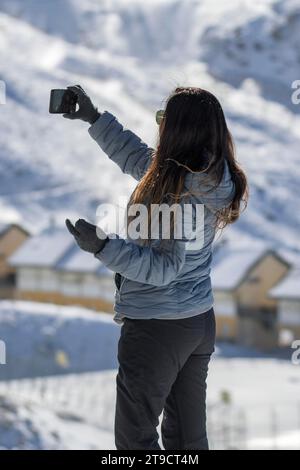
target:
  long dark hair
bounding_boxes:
[128,87,248,238]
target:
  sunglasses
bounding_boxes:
[155,109,165,125]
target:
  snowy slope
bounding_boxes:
[0,394,115,450]
[1,359,300,450]
[0,300,120,380]
[0,300,299,450]
[0,0,300,254]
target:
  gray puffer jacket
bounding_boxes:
[89,111,235,324]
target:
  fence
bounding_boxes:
[0,372,300,450]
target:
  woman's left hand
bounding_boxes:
[65,218,108,254]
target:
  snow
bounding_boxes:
[269,269,300,300]
[0,0,299,255]
[248,430,300,451]
[208,355,300,450]
[9,226,111,275]
[0,300,120,380]
[56,243,111,275]
[211,244,267,290]
[0,394,115,450]
[0,300,300,450]
[9,227,74,268]
[277,248,300,268]
[1,357,300,450]
[0,222,9,236]
[0,0,300,450]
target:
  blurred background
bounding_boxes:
[0,0,300,450]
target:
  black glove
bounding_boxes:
[66,218,108,254]
[63,85,100,124]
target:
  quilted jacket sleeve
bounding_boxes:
[94,235,187,286]
[89,111,153,181]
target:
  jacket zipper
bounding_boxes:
[115,273,126,301]
[119,276,126,300]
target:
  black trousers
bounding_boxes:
[115,307,216,450]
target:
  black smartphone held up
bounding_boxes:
[49,89,77,114]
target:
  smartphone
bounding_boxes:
[49,89,77,114]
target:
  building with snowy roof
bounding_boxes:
[9,227,114,313]
[211,244,290,350]
[0,223,30,298]
[269,268,300,344]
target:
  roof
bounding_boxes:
[9,228,73,268]
[0,223,9,236]
[8,227,110,276]
[277,248,300,268]
[56,244,111,276]
[211,245,290,291]
[269,269,300,300]
[0,222,30,238]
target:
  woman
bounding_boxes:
[65,85,248,450]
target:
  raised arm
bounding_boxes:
[89,111,154,181]
[62,85,154,181]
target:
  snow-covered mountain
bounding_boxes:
[0,0,300,253]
